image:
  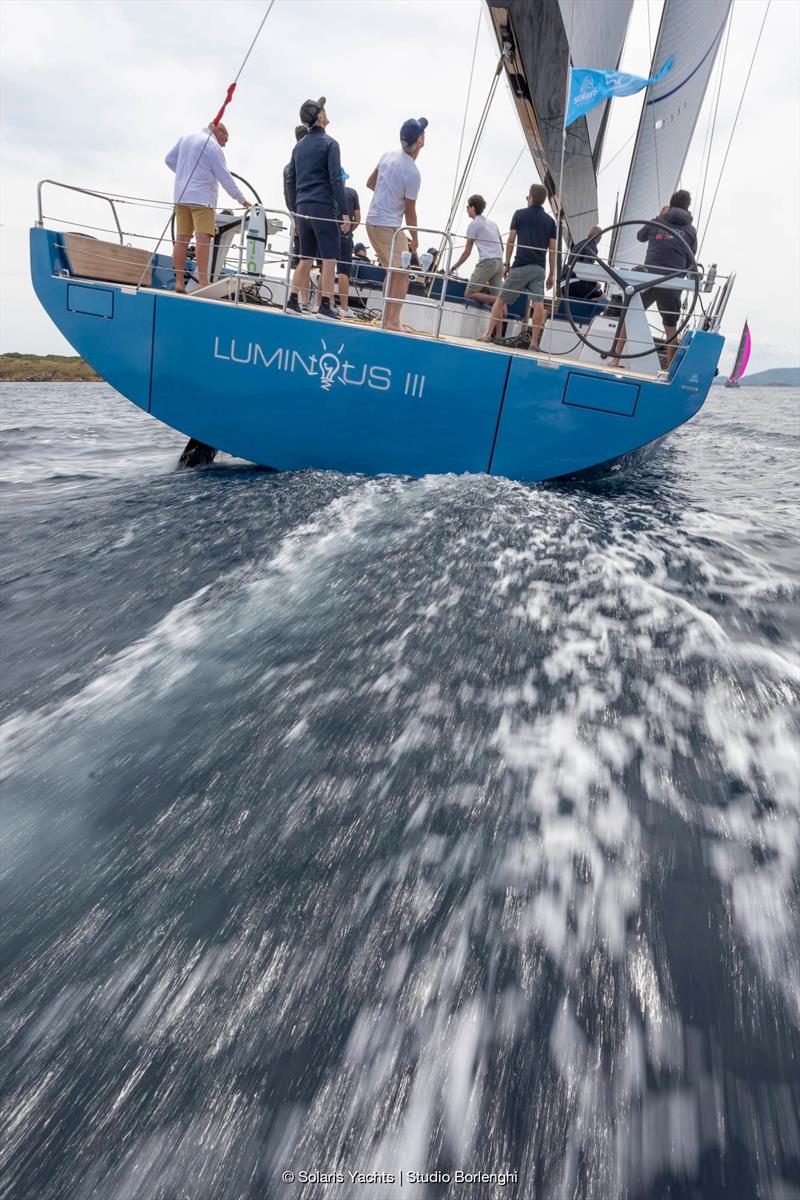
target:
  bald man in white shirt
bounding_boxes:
[165,121,250,291]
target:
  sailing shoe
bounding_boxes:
[285,294,302,313]
[318,301,341,320]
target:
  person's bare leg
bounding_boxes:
[466,289,500,306]
[663,324,678,366]
[609,321,627,368]
[173,234,190,292]
[384,268,409,330]
[530,301,546,349]
[195,233,212,288]
[481,296,507,340]
[337,272,350,311]
[319,259,336,304]
[290,258,312,300]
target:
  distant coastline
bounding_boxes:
[3,353,797,388]
[713,366,800,388]
[0,353,100,382]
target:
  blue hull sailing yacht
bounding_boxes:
[30,0,736,483]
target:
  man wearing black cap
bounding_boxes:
[283,125,309,307]
[284,97,350,320]
[365,116,428,331]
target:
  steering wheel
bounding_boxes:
[560,218,700,360]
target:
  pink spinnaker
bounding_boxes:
[729,320,751,383]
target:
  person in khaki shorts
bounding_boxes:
[365,116,428,331]
[480,184,557,347]
[448,194,504,306]
[165,121,250,291]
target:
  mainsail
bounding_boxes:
[729,320,751,384]
[486,0,632,242]
[612,0,732,267]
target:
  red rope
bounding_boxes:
[212,82,237,127]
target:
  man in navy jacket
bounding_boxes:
[285,97,350,319]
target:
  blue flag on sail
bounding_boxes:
[565,60,673,128]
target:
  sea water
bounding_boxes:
[1,383,799,1200]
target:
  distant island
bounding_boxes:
[0,353,99,382]
[714,366,800,387]
[3,353,797,389]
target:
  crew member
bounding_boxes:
[561,225,603,303]
[165,121,250,291]
[610,190,698,367]
[449,194,504,306]
[284,125,309,306]
[365,117,428,332]
[284,97,350,320]
[336,170,361,314]
[480,184,556,347]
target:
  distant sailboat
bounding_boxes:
[725,319,751,387]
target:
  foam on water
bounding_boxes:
[0,384,798,1200]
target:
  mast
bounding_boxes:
[611,0,732,267]
[486,0,632,243]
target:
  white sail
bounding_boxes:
[559,0,633,160]
[613,0,732,267]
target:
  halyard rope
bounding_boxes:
[134,0,276,290]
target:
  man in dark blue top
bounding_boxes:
[561,225,604,300]
[610,189,698,367]
[284,96,350,319]
[336,172,361,313]
[480,184,557,347]
[283,125,309,303]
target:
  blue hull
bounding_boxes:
[31,228,722,483]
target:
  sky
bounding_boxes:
[1,0,798,376]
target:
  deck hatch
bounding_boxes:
[562,372,639,417]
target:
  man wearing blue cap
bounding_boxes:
[366,117,428,331]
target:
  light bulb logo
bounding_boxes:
[318,341,344,391]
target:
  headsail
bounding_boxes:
[612,0,732,267]
[729,320,751,384]
[486,0,632,243]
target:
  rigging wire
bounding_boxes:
[431,56,504,281]
[597,128,637,176]
[699,0,771,255]
[486,147,525,215]
[230,1,275,86]
[692,38,723,200]
[135,0,276,290]
[448,4,483,220]
[695,9,732,232]
[445,63,503,227]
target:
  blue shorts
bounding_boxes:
[337,234,354,277]
[296,203,339,263]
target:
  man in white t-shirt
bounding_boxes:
[449,194,504,306]
[365,117,428,331]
